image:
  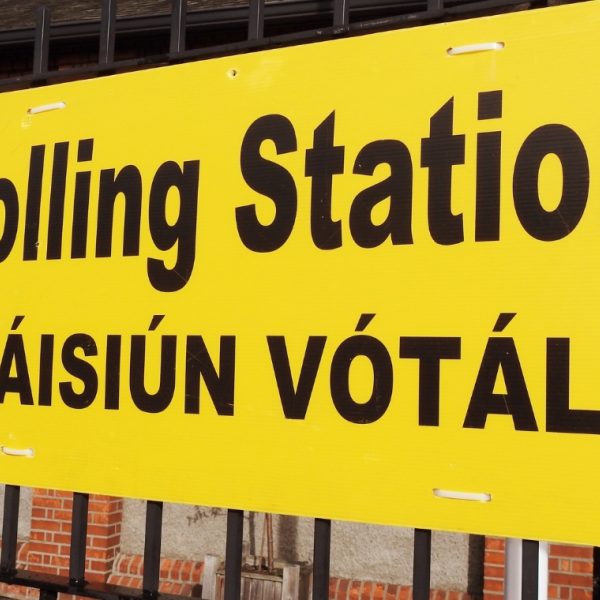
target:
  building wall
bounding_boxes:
[120,499,470,590]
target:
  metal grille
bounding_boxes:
[0,0,559,90]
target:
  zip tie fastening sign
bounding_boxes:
[27,101,67,115]
[433,488,491,502]
[447,42,505,56]
[1,446,35,458]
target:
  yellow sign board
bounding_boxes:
[0,0,599,545]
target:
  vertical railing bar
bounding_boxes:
[99,0,117,66]
[224,509,244,600]
[427,0,443,11]
[247,0,265,41]
[333,0,349,29]
[522,539,539,600]
[0,485,20,574]
[69,492,89,585]
[33,5,50,78]
[39,591,58,600]
[143,500,163,596]
[413,529,432,600]
[313,518,331,600]
[170,0,187,55]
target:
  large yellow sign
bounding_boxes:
[0,0,599,545]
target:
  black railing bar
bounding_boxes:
[427,0,444,11]
[334,0,350,29]
[413,529,431,600]
[521,539,539,600]
[170,0,187,55]
[142,500,163,596]
[593,547,600,600]
[0,485,20,574]
[69,492,89,585]
[248,0,266,40]
[313,518,331,600]
[39,590,58,600]
[32,5,50,78]
[0,0,443,47]
[224,509,244,600]
[99,0,117,65]
[0,568,192,600]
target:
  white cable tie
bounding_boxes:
[447,42,504,56]
[27,101,67,115]
[433,488,491,502]
[1,446,35,458]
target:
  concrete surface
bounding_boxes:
[120,500,469,590]
[0,486,32,539]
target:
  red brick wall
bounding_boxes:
[483,537,594,600]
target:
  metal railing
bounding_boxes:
[0,0,556,90]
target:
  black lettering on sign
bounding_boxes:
[330,335,392,424]
[513,124,589,240]
[184,336,236,416]
[306,112,345,250]
[421,98,466,245]
[463,337,538,431]
[399,337,461,426]
[237,114,298,252]
[350,140,414,247]
[60,333,98,409]
[268,336,326,419]
[546,338,600,434]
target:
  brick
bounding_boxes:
[483,579,503,593]
[339,578,350,600]
[483,565,504,579]
[349,581,362,599]
[398,586,410,600]
[31,519,62,532]
[28,542,60,554]
[53,511,73,521]
[551,573,591,587]
[484,551,504,565]
[170,559,183,580]
[180,560,193,581]
[384,583,397,600]
[572,589,593,600]
[572,560,593,574]
[549,586,560,599]
[550,545,593,559]
[361,581,373,600]
[485,538,505,551]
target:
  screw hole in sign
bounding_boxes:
[228,69,238,79]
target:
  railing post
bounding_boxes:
[313,518,331,600]
[224,509,244,600]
